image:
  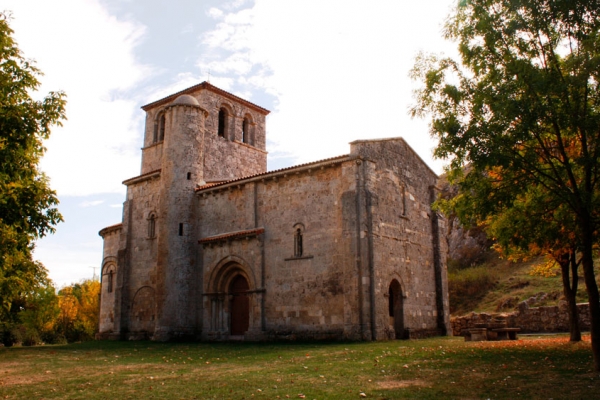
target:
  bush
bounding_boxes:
[21,326,42,346]
[1,325,20,347]
[448,265,498,314]
[41,331,67,345]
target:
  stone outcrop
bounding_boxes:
[438,176,492,269]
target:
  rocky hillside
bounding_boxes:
[438,175,593,316]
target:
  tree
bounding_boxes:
[17,284,60,344]
[0,12,66,328]
[484,183,583,342]
[57,279,100,342]
[411,0,600,370]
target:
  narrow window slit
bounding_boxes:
[159,113,166,141]
[108,270,114,293]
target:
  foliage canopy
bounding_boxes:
[0,12,66,326]
[411,0,600,369]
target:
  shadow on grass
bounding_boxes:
[1,335,598,399]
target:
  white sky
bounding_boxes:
[4,0,458,286]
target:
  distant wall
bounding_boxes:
[450,303,591,336]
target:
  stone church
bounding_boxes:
[97,81,450,341]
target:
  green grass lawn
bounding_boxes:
[1,335,598,399]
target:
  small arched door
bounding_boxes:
[130,286,156,334]
[389,280,404,339]
[229,275,250,335]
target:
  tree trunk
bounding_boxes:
[581,227,600,371]
[557,250,580,342]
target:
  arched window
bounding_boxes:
[294,228,303,257]
[291,223,307,259]
[102,264,116,294]
[148,212,157,238]
[218,108,227,137]
[158,113,166,141]
[242,117,249,144]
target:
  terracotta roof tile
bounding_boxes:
[122,169,161,186]
[195,154,351,192]
[196,182,225,190]
[141,81,270,115]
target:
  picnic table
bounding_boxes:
[463,318,521,341]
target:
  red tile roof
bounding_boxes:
[195,154,351,193]
[196,181,225,190]
[122,169,161,186]
[141,81,270,115]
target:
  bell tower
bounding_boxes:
[98,82,270,341]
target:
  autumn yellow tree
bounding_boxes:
[57,279,100,342]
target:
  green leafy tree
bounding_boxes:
[0,12,66,333]
[485,183,582,342]
[411,0,600,369]
[17,284,60,344]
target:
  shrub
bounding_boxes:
[448,265,498,314]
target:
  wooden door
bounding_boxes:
[229,275,250,335]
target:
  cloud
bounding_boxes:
[5,0,151,196]
[198,0,459,173]
[207,7,224,19]
[79,200,105,208]
[180,23,194,34]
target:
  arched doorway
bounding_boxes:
[388,280,404,339]
[130,286,156,335]
[229,275,250,335]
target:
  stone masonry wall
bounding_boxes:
[197,161,361,340]
[450,303,591,336]
[351,138,449,339]
[195,139,447,341]
[153,103,206,339]
[139,142,163,174]
[140,88,267,179]
[98,225,121,334]
[97,176,162,338]
[260,163,357,340]
[125,178,160,300]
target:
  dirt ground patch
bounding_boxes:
[0,369,50,386]
[377,379,428,389]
